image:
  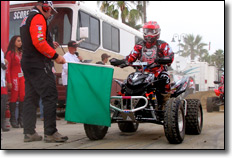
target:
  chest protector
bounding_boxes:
[140,45,158,64]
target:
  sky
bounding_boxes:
[84,1,224,55]
[9,1,224,55]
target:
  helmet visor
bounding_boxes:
[143,28,160,36]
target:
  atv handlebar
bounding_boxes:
[110,57,172,70]
[155,57,172,64]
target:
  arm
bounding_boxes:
[157,43,174,66]
[30,14,58,59]
[5,52,12,84]
[5,52,12,89]
[126,44,143,63]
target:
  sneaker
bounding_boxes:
[44,131,68,143]
[24,132,43,142]
[2,127,10,132]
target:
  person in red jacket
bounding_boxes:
[112,21,174,107]
[127,21,173,96]
[20,1,67,143]
[5,35,24,128]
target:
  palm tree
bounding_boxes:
[178,34,208,61]
[201,52,212,64]
[97,1,142,30]
[135,1,149,23]
[211,49,224,69]
[125,8,142,30]
[97,1,119,19]
[197,43,208,62]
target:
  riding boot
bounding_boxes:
[18,102,24,128]
[9,102,19,128]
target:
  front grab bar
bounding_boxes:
[110,96,148,113]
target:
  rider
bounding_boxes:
[218,73,224,100]
[114,21,174,107]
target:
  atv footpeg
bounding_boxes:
[110,96,148,113]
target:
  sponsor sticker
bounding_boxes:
[38,26,42,31]
[38,37,44,41]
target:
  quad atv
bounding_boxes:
[84,59,203,144]
[207,81,224,112]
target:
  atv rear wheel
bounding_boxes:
[207,97,214,112]
[164,98,185,144]
[84,124,108,140]
[118,122,139,132]
[207,97,220,112]
[185,99,203,135]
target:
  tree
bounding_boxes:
[211,49,224,69]
[97,1,143,30]
[97,1,119,19]
[197,43,208,62]
[135,1,149,23]
[178,34,208,61]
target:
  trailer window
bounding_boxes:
[77,10,100,51]
[10,8,72,45]
[103,22,120,53]
[48,8,73,45]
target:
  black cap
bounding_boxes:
[68,41,78,48]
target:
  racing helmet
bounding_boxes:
[143,21,161,44]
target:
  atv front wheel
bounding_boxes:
[164,98,185,144]
[118,122,139,132]
[185,99,203,135]
[84,124,108,140]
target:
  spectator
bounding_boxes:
[96,53,111,65]
[20,1,68,143]
[62,41,83,124]
[1,49,10,132]
[5,35,24,128]
[61,41,83,86]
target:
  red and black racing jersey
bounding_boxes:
[20,8,58,68]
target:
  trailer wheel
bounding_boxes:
[164,98,185,144]
[185,99,203,135]
[84,124,108,140]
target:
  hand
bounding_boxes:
[53,41,59,49]
[55,55,66,64]
[7,83,12,90]
[4,59,8,66]
[110,58,126,66]
[78,56,83,61]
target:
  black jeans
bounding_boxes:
[22,65,58,135]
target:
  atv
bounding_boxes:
[84,58,203,144]
[206,81,224,112]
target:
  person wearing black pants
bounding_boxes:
[20,1,67,143]
[22,64,58,136]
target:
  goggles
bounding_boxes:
[143,28,160,36]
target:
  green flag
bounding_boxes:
[65,62,114,127]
